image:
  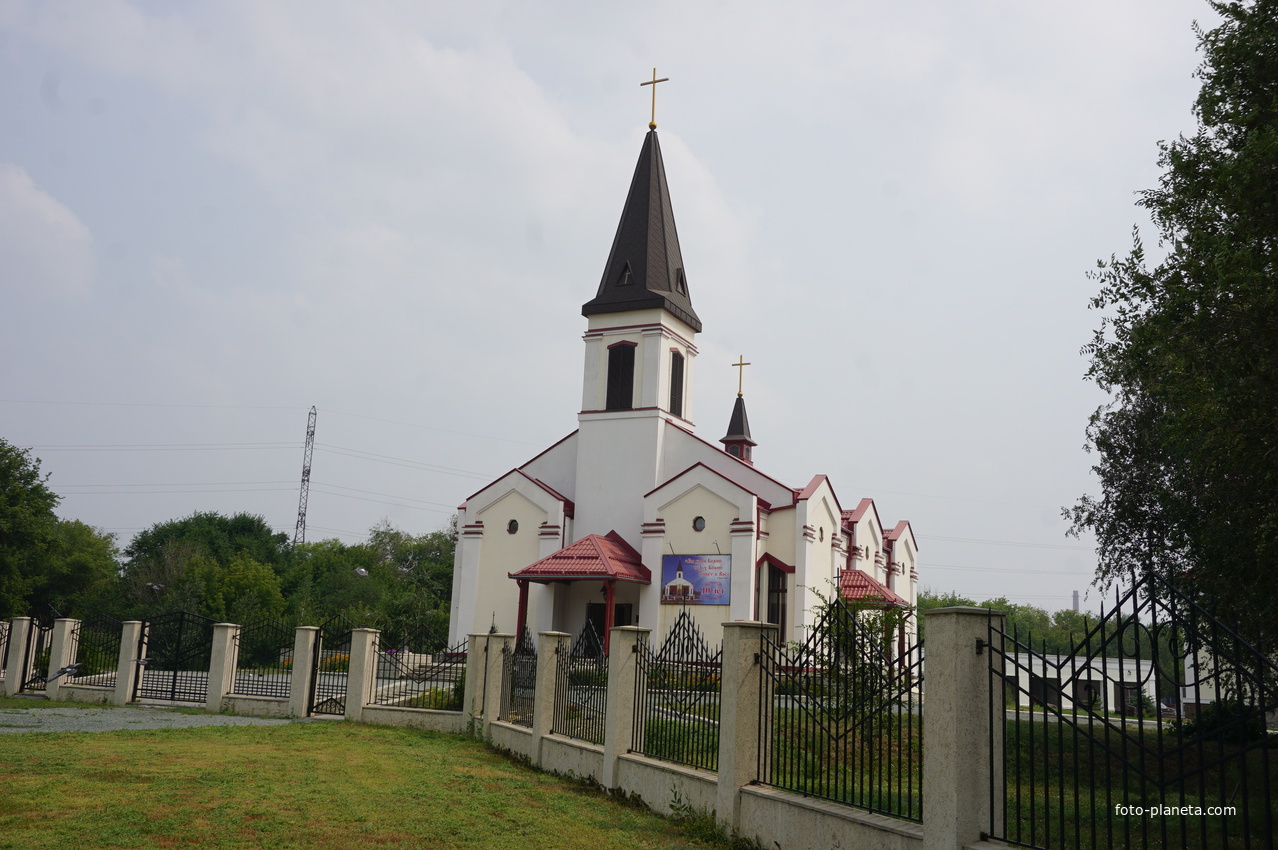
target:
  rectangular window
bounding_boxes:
[606,344,635,410]
[668,351,684,417]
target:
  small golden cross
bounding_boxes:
[732,356,751,397]
[640,68,669,129]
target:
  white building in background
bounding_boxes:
[447,126,918,651]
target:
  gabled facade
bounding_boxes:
[448,127,918,647]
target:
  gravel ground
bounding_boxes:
[0,704,302,734]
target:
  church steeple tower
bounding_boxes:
[573,123,703,546]
[582,129,701,333]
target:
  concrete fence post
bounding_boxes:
[483,633,514,736]
[45,618,79,701]
[344,627,379,722]
[717,621,776,833]
[532,631,569,765]
[2,618,32,696]
[115,620,145,706]
[206,623,240,712]
[289,626,319,718]
[463,633,488,733]
[923,606,1005,850]
[602,626,650,788]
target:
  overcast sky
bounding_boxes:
[1,0,1216,613]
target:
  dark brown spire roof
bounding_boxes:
[721,395,756,446]
[582,129,702,332]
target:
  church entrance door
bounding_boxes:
[586,603,633,643]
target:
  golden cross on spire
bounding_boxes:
[732,356,751,397]
[640,68,669,129]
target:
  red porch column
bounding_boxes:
[515,579,530,640]
[604,580,616,654]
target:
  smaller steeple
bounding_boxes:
[721,395,757,465]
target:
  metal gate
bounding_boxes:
[985,572,1277,850]
[308,615,353,716]
[17,612,55,693]
[133,612,216,703]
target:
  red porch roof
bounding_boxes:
[839,568,910,608]
[508,531,651,584]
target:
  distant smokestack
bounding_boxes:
[1072,590,1080,612]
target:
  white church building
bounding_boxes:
[447,126,918,651]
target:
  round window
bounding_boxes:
[507,519,519,534]
[692,516,706,532]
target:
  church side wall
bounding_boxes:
[477,492,549,635]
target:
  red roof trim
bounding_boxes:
[664,421,797,500]
[756,552,795,574]
[643,461,762,500]
[847,498,877,524]
[885,520,916,548]
[463,467,575,514]
[518,430,578,471]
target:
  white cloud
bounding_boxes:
[0,163,95,300]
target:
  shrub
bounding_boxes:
[1179,701,1267,744]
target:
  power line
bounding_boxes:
[57,480,293,488]
[59,487,295,495]
[315,443,495,480]
[918,562,1091,576]
[316,483,459,510]
[29,442,298,452]
[919,534,1092,551]
[1,399,300,411]
[320,407,543,447]
[309,486,453,515]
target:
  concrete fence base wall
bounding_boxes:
[222,695,292,718]
[55,684,114,705]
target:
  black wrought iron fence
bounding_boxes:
[71,615,123,690]
[18,610,56,693]
[372,621,467,711]
[553,621,608,744]
[500,628,536,728]
[633,610,722,772]
[232,618,295,699]
[986,572,1277,850]
[134,611,216,703]
[310,615,353,715]
[758,599,924,822]
[0,619,10,682]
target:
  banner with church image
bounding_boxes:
[660,554,731,605]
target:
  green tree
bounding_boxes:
[0,439,60,618]
[121,512,291,619]
[186,552,286,624]
[1067,1,1278,652]
[22,520,120,618]
[125,511,289,573]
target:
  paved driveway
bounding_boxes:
[0,704,302,734]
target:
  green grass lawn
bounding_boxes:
[0,717,733,850]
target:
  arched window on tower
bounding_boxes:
[669,350,685,417]
[606,343,636,410]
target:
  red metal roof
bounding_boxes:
[839,568,909,607]
[508,531,651,584]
